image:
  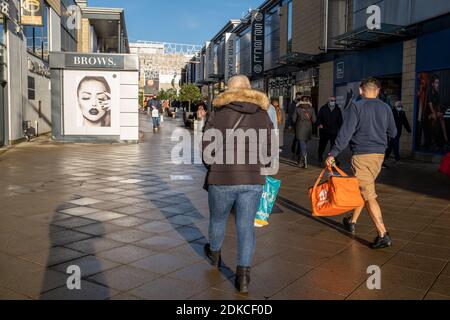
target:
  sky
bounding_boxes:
[89,0,263,45]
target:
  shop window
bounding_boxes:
[0,16,6,85]
[287,0,293,54]
[28,76,35,100]
[61,0,79,52]
[23,2,49,61]
[416,70,450,154]
[264,5,281,70]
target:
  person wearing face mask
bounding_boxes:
[317,97,343,163]
[385,101,412,162]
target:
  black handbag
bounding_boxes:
[203,114,246,192]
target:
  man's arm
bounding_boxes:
[292,109,298,125]
[329,104,358,158]
[402,112,412,133]
[316,107,324,127]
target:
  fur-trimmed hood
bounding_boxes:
[213,89,270,111]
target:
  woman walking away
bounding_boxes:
[202,75,273,294]
[293,97,316,168]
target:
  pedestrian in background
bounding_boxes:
[317,96,343,163]
[327,77,397,249]
[293,96,316,168]
[289,93,303,157]
[151,105,161,131]
[271,98,285,151]
[202,75,273,294]
[267,99,279,130]
[385,101,412,163]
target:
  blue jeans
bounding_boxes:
[297,140,308,157]
[152,116,160,129]
[208,185,263,267]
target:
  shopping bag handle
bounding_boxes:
[313,165,348,190]
[327,164,348,177]
[313,168,327,189]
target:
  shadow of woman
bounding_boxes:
[39,201,112,300]
[140,173,236,287]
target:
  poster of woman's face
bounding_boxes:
[64,71,120,136]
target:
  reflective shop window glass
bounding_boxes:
[61,0,78,52]
[235,37,241,74]
[264,5,281,70]
[23,2,49,61]
[0,16,4,45]
[287,0,293,53]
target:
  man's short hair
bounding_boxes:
[360,77,381,91]
[295,92,302,97]
[228,75,251,90]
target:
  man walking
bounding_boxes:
[317,97,343,163]
[385,101,412,162]
[327,78,397,249]
[202,75,273,294]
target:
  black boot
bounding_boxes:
[235,266,251,294]
[204,244,221,267]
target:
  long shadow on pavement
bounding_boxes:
[139,172,236,287]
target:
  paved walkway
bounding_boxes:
[0,114,449,300]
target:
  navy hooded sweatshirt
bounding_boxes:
[330,98,398,157]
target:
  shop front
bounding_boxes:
[296,67,319,114]
[334,42,404,109]
[268,73,296,103]
[50,52,140,143]
[415,27,450,155]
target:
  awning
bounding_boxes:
[334,24,408,49]
[278,52,317,67]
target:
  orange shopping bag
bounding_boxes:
[309,165,365,217]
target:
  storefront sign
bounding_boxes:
[224,33,236,83]
[65,53,125,70]
[1,0,11,19]
[20,0,43,26]
[251,10,265,79]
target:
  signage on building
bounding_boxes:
[20,0,43,26]
[336,62,345,79]
[251,10,265,79]
[27,57,50,78]
[224,33,236,83]
[1,0,11,19]
[65,54,125,70]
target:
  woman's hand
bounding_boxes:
[100,92,112,112]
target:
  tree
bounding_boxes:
[179,84,202,112]
[166,88,178,102]
[157,89,169,101]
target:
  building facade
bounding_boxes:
[333,0,450,160]
[131,41,201,98]
[183,0,450,161]
[0,0,130,147]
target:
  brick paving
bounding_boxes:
[0,114,449,300]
